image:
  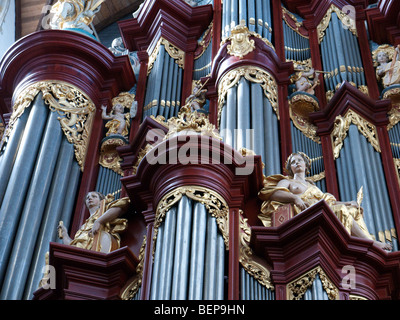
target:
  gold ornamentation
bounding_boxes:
[317,5,357,44]
[195,22,213,60]
[50,0,104,35]
[218,66,278,125]
[154,186,230,256]
[163,107,221,141]
[0,121,4,142]
[287,266,339,300]
[372,44,396,67]
[6,81,95,170]
[282,7,308,38]
[309,170,325,182]
[393,158,400,186]
[132,143,154,175]
[331,109,381,159]
[225,25,255,59]
[112,92,135,111]
[222,24,274,53]
[288,93,320,143]
[383,87,400,109]
[99,136,127,175]
[349,294,368,300]
[121,235,147,300]
[147,37,185,75]
[239,211,274,290]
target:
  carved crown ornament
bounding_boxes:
[221,24,274,59]
[3,81,95,170]
[331,109,381,159]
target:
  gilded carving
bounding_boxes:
[331,109,381,159]
[49,0,104,35]
[317,5,357,44]
[98,137,127,176]
[121,235,147,300]
[225,25,255,59]
[218,66,278,125]
[282,7,308,38]
[5,81,95,170]
[154,186,229,256]
[239,211,274,290]
[287,266,339,300]
[195,22,213,60]
[288,92,320,143]
[132,143,154,175]
[147,37,185,75]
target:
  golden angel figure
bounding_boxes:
[258,152,392,251]
[58,191,130,253]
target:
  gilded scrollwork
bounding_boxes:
[387,104,400,130]
[5,81,95,170]
[164,108,221,141]
[153,186,229,256]
[218,66,278,125]
[287,266,339,300]
[317,4,357,44]
[132,143,154,175]
[331,109,381,159]
[288,93,320,143]
[147,37,185,75]
[120,235,147,300]
[239,211,274,290]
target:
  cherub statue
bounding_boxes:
[291,64,320,95]
[183,80,208,112]
[374,44,400,88]
[49,0,104,35]
[58,191,129,253]
[101,103,130,137]
[258,152,392,251]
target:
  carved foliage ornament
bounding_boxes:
[317,4,357,44]
[153,186,229,256]
[218,66,278,125]
[5,81,95,170]
[147,37,185,75]
[120,235,147,300]
[287,266,339,300]
[239,211,274,290]
[331,109,381,159]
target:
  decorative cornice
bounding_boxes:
[118,0,213,53]
[0,30,136,114]
[309,81,391,136]
[365,0,400,45]
[250,199,400,300]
